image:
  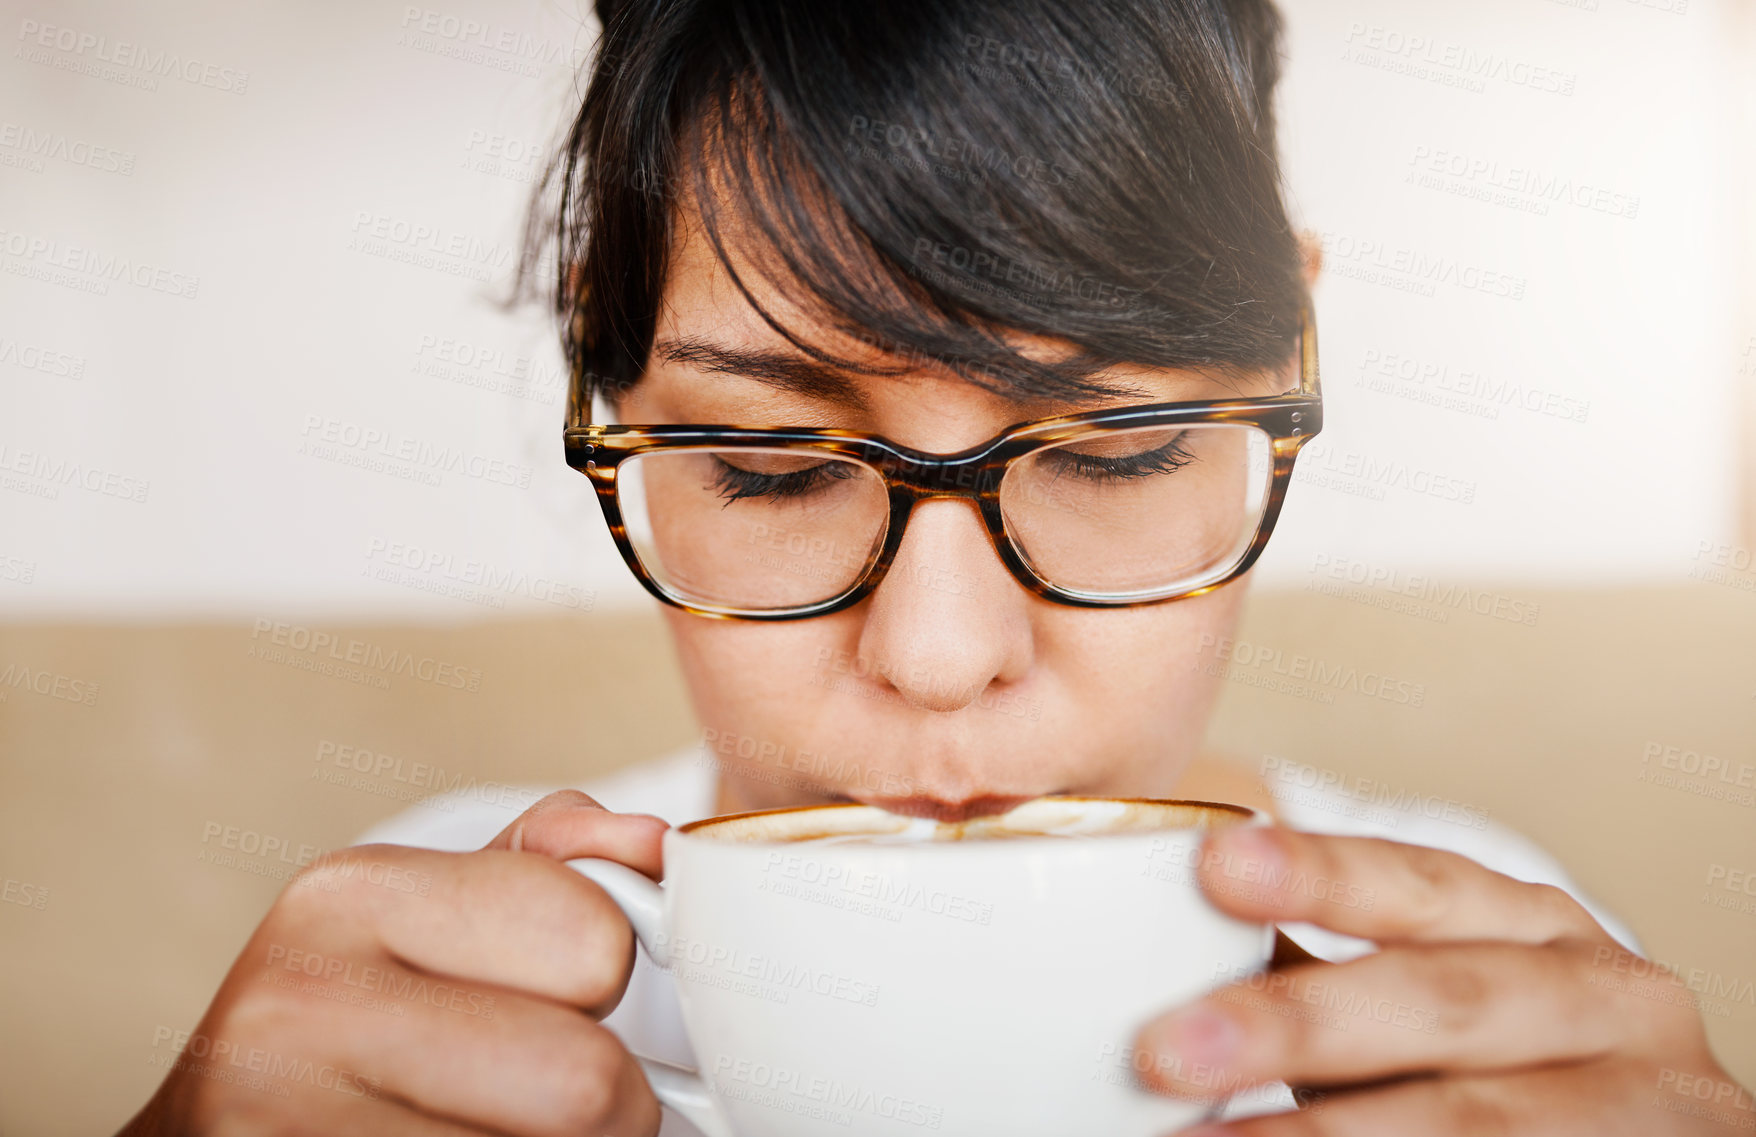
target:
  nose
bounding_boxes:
[855,497,1034,712]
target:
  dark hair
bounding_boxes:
[525,0,1308,409]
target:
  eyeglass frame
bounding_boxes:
[563,303,1322,621]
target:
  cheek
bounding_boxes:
[661,605,855,725]
[1047,581,1248,707]
[666,577,1250,744]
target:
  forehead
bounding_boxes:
[646,190,1285,418]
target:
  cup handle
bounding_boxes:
[567,858,736,1137]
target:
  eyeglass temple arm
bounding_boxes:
[1298,302,1321,399]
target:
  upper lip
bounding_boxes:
[851,792,1059,823]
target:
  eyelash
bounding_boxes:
[708,433,1195,504]
[1042,433,1197,483]
[711,457,861,503]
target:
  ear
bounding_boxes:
[1296,228,1323,289]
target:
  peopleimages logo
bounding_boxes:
[0,663,98,705]
[363,537,593,611]
[0,121,136,176]
[1293,440,1477,505]
[760,851,996,926]
[249,618,483,692]
[312,740,543,813]
[1259,755,1492,830]
[0,335,86,379]
[1307,553,1541,628]
[712,1057,944,1130]
[1356,348,1590,425]
[298,415,532,490]
[14,19,250,94]
[0,442,150,504]
[1316,230,1527,301]
[650,932,882,1008]
[909,238,1142,309]
[1341,22,1577,96]
[1407,146,1639,220]
[395,6,588,75]
[1195,633,1427,708]
[148,1027,379,1100]
[0,228,200,299]
[847,114,1078,187]
[263,944,492,1018]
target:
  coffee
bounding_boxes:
[686,796,1251,845]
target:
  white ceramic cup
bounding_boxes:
[570,796,1274,1137]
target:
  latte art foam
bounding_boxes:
[791,801,1139,843]
[691,797,1251,844]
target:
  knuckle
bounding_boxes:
[1238,1104,1330,1137]
[1384,845,1455,932]
[521,858,635,1006]
[1213,973,1312,1072]
[505,791,614,853]
[1561,938,1704,1042]
[281,843,414,911]
[531,789,607,816]
[1435,1079,1514,1136]
[1270,987,1323,1068]
[176,1009,303,1129]
[549,1028,626,1132]
[1402,844,1459,897]
[222,982,315,1059]
[1403,950,1491,1026]
[571,917,637,1007]
[1526,882,1593,937]
[204,1099,289,1137]
[274,863,350,918]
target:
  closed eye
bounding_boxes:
[709,454,860,503]
[1041,432,1197,483]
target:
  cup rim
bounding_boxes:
[675,795,1257,842]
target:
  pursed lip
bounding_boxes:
[845,791,1065,823]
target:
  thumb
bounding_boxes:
[484,789,670,880]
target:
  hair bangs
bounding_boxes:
[534,0,1310,411]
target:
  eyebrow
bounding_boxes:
[654,337,868,408]
[652,335,1297,412]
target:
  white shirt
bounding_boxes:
[358,743,1640,1133]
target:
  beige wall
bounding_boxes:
[3,585,1754,1135]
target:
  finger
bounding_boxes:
[485,789,670,880]
[267,966,661,1137]
[285,844,638,1016]
[212,1088,499,1137]
[1138,940,1640,1097]
[1194,826,1608,945]
[1174,1058,1656,1137]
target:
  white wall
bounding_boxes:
[1268,0,1751,586]
[1,0,1749,620]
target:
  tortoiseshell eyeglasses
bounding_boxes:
[564,305,1321,621]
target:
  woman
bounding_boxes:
[122,0,1750,1134]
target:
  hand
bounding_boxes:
[1132,825,1755,1135]
[119,791,671,1136]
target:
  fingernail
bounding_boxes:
[1147,1005,1243,1068]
